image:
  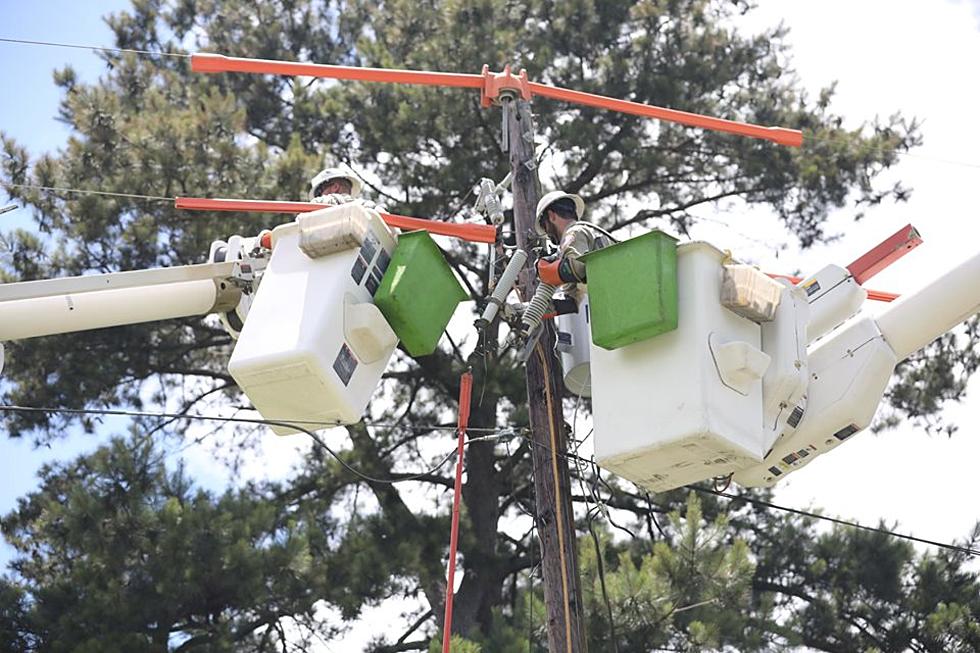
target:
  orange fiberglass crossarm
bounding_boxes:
[173,197,499,244]
[527,82,803,147]
[190,52,803,147]
[191,53,485,89]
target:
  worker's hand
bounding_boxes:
[311,193,354,207]
[536,257,563,285]
[356,198,387,213]
[537,256,579,285]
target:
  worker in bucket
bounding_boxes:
[533,190,607,299]
[516,190,612,349]
[309,166,385,211]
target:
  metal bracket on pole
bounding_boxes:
[500,95,514,153]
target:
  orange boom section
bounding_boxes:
[174,197,499,244]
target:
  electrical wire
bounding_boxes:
[505,427,980,558]
[0,404,510,485]
[5,183,172,203]
[1,402,978,555]
[690,485,980,557]
[0,403,503,433]
[0,36,188,59]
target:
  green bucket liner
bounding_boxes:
[582,230,679,350]
[374,231,468,357]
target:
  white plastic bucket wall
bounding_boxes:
[556,298,592,397]
[228,204,398,434]
[591,242,766,492]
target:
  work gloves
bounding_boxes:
[536,254,580,285]
[310,194,386,214]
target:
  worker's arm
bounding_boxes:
[535,224,594,285]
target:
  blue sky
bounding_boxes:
[1,0,130,226]
[0,0,145,566]
[0,1,312,572]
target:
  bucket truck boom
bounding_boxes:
[734,247,980,487]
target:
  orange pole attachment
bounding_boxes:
[442,371,474,653]
[174,197,498,244]
[191,53,484,89]
[767,273,899,302]
[529,82,803,147]
[191,52,801,147]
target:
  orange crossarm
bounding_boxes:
[174,196,498,244]
[767,273,899,302]
[191,52,801,147]
[191,53,484,89]
[529,82,803,147]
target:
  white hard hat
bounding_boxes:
[309,167,363,200]
[534,190,585,236]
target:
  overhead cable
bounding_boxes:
[5,183,172,203]
[0,403,510,486]
[509,427,980,558]
[0,36,188,58]
[0,402,976,556]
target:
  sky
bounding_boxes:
[1,0,980,647]
[0,0,135,564]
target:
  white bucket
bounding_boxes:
[229,204,398,434]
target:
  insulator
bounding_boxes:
[476,249,527,330]
[480,178,505,225]
[522,282,557,334]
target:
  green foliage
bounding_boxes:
[427,634,483,653]
[749,501,980,652]
[1,436,331,651]
[581,493,754,651]
[0,1,977,651]
[876,315,980,435]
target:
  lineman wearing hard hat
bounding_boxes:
[533,190,610,301]
[308,166,385,211]
[310,166,362,202]
[515,190,610,352]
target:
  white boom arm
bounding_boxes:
[0,262,243,342]
[735,248,980,487]
[877,250,980,360]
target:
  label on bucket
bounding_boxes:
[351,256,368,284]
[360,233,379,264]
[333,343,358,386]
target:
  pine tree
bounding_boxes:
[2,1,977,650]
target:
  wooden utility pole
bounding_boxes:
[505,96,587,653]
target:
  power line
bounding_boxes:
[0,403,510,486]
[4,36,980,171]
[0,36,188,59]
[4,183,172,203]
[689,485,980,558]
[0,403,504,433]
[1,402,975,557]
[507,429,980,558]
